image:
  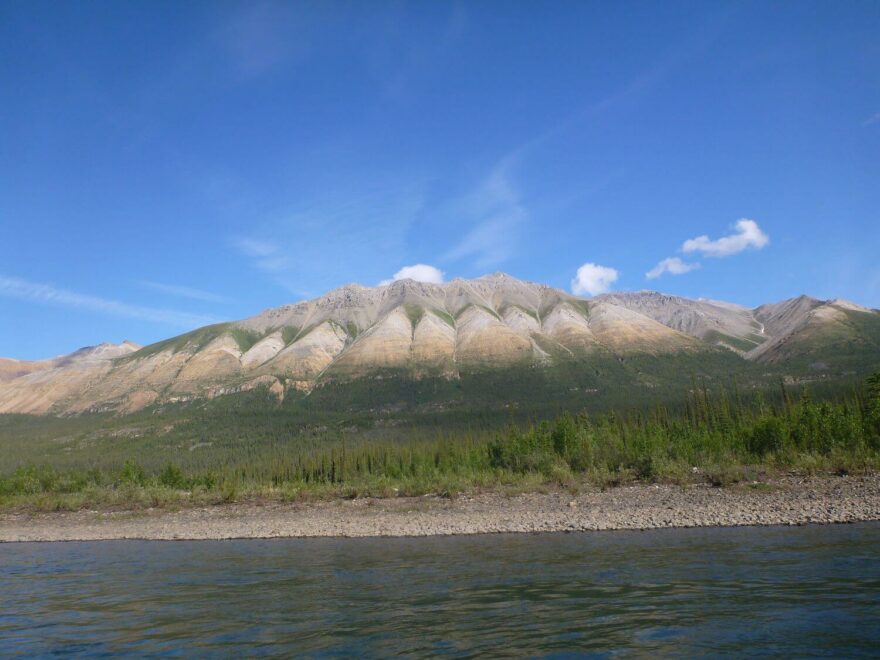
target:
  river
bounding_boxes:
[2,523,879,656]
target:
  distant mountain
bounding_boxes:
[0,274,878,415]
[0,357,53,382]
[599,291,880,368]
[595,291,767,353]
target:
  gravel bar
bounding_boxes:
[2,475,879,543]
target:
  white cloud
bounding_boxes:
[571,263,619,296]
[379,264,445,286]
[0,275,219,328]
[682,219,769,258]
[137,280,233,303]
[863,112,880,127]
[646,257,701,280]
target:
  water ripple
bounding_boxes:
[1,524,879,656]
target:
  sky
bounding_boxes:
[1,0,878,359]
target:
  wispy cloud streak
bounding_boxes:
[441,160,527,269]
[439,18,724,275]
[231,180,426,296]
[0,275,220,328]
[137,280,234,304]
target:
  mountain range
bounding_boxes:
[1,273,878,416]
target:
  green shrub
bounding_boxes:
[748,416,788,456]
[866,372,880,447]
[120,460,146,486]
[159,463,187,489]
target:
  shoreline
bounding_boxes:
[2,475,879,543]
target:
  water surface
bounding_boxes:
[2,523,879,656]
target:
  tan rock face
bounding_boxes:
[502,306,541,337]
[329,308,413,374]
[0,363,112,414]
[411,311,456,371]
[173,336,243,391]
[116,351,191,391]
[241,331,285,368]
[586,302,698,354]
[0,358,53,382]
[541,304,598,353]
[598,291,764,349]
[454,306,533,366]
[264,321,348,379]
[0,342,140,414]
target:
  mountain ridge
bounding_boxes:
[1,274,878,416]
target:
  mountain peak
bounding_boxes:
[386,278,442,290]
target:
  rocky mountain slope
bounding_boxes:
[0,274,877,415]
[595,292,767,353]
[0,357,53,382]
[598,291,880,366]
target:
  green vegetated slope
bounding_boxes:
[702,330,765,353]
[760,309,880,373]
[0,346,868,473]
[124,323,234,360]
[2,351,754,472]
[305,348,752,414]
[1,371,878,511]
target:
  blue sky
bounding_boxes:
[1,1,878,359]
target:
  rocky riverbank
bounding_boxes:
[2,475,879,542]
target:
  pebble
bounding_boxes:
[1,475,879,543]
